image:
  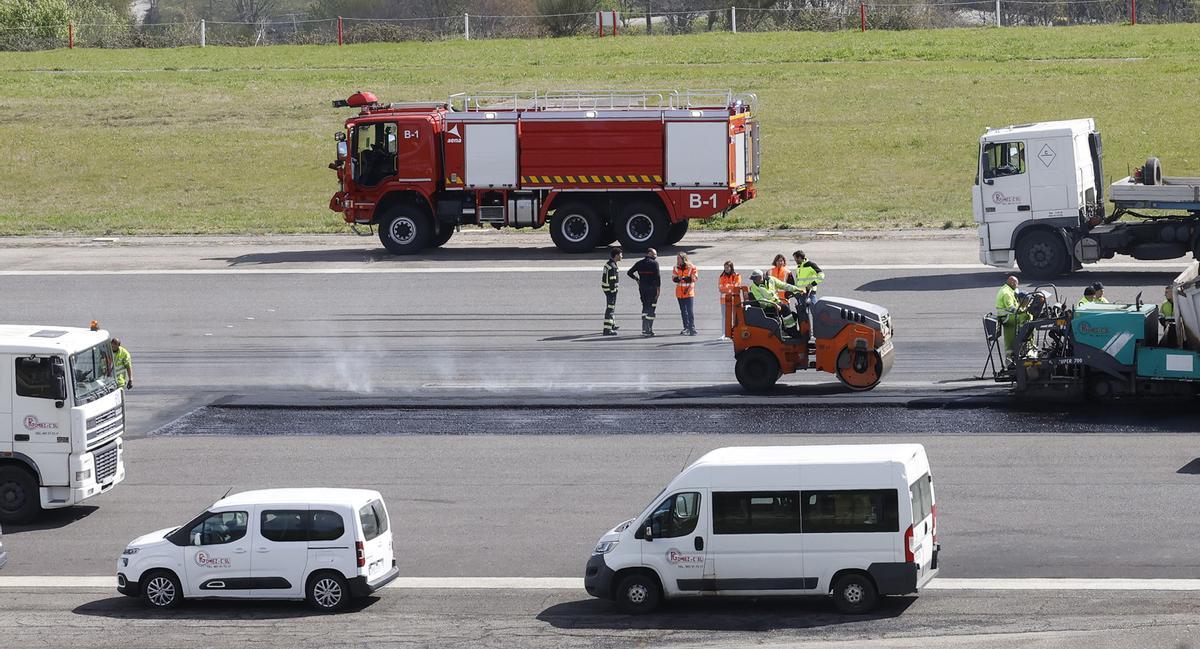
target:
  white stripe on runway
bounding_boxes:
[0,262,1182,277]
[4,576,1200,591]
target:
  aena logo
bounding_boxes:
[195,551,232,569]
[23,416,58,431]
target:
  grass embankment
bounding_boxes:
[2,26,1200,235]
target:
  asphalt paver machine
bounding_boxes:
[724,289,895,393]
[986,263,1200,399]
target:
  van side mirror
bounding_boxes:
[643,525,653,542]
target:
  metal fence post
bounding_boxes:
[68,22,74,48]
[731,6,737,33]
[860,3,866,31]
[465,13,470,40]
[200,19,206,47]
[1131,0,1137,24]
[337,16,343,45]
[995,0,1001,27]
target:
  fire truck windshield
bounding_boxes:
[71,341,117,404]
[352,122,398,187]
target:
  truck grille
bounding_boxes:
[87,405,123,445]
[94,442,119,483]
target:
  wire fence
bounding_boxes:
[0,1,1188,51]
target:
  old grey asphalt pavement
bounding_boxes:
[0,231,1196,648]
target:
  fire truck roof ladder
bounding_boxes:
[447,90,756,113]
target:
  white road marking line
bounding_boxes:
[418,380,951,389]
[0,262,1182,277]
[4,576,1200,591]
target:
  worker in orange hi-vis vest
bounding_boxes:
[672,252,699,336]
[769,253,791,301]
[717,261,742,341]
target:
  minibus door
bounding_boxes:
[637,490,711,595]
[709,490,810,594]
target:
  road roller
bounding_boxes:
[724,289,895,393]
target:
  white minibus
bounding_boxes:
[585,444,939,614]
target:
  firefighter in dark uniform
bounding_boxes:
[601,246,623,335]
[627,248,661,337]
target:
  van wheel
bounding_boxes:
[615,573,661,614]
[831,573,878,614]
[0,465,39,524]
[735,348,781,394]
[378,206,432,255]
[141,570,183,610]
[307,572,349,612]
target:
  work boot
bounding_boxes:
[644,329,655,337]
[612,324,620,331]
[602,330,618,336]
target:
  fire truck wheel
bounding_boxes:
[735,348,781,394]
[550,202,603,253]
[617,201,669,251]
[429,223,455,248]
[665,219,689,246]
[378,207,432,255]
[0,465,40,524]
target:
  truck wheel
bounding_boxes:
[665,219,689,246]
[1143,157,1162,186]
[831,573,878,614]
[378,206,432,255]
[549,202,603,253]
[429,223,455,248]
[1015,229,1069,278]
[614,573,661,614]
[616,201,669,252]
[141,570,183,609]
[835,348,883,391]
[0,465,39,524]
[735,348,781,394]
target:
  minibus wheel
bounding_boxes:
[307,571,349,612]
[615,573,661,614]
[141,570,182,609]
[831,573,877,614]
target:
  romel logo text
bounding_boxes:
[23,416,58,432]
[195,551,232,569]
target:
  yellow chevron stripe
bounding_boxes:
[566,175,576,183]
[542,176,552,183]
[578,176,588,183]
[591,176,601,183]
[553,176,563,183]
[653,175,662,182]
[603,176,613,183]
[640,175,651,183]
[616,175,625,183]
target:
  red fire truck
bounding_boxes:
[328,90,759,254]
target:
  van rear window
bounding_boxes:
[801,490,898,533]
[359,500,389,541]
[910,474,934,525]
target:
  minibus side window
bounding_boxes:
[801,490,898,534]
[261,510,307,542]
[713,491,801,534]
[310,510,346,542]
[637,492,700,539]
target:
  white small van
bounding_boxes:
[585,444,939,614]
[117,488,398,611]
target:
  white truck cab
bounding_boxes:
[117,488,399,611]
[974,119,1103,275]
[976,119,1200,277]
[0,324,126,523]
[585,444,939,614]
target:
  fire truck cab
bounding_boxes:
[329,90,759,254]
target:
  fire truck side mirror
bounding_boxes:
[337,141,348,158]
